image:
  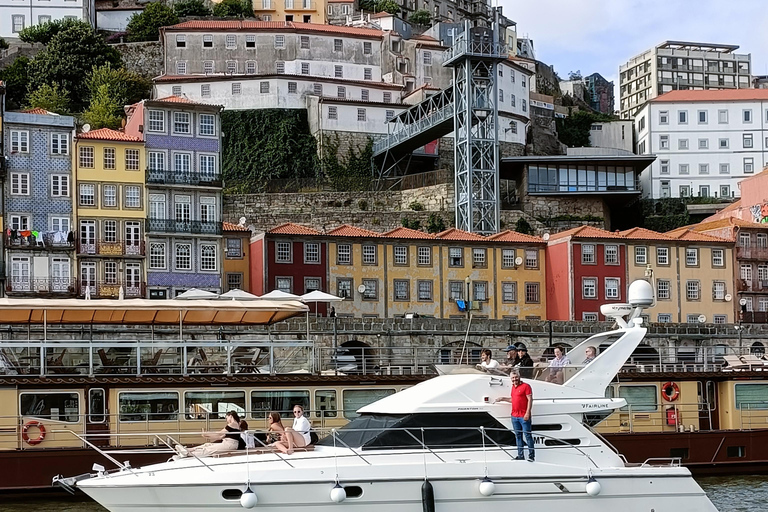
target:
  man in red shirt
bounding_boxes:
[494,372,534,461]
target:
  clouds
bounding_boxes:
[501,0,768,82]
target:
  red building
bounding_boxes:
[545,226,627,321]
[249,223,328,314]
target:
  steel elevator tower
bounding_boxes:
[443,16,505,235]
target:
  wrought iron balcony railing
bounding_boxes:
[5,277,78,296]
[5,233,76,251]
[80,281,146,299]
[146,218,223,235]
[78,240,145,257]
[146,169,222,187]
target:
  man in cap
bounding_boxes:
[499,343,520,374]
[515,343,534,379]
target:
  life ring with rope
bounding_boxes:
[22,420,46,445]
[661,382,680,402]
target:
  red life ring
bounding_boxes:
[661,382,680,402]
[22,420,46,445]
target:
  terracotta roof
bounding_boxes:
[268,223,321,235]
[652,89,768,103]
[382,227,436,239]
[165,21,383,38]
[665,227,733,243]
[487,230,546,244]
[548,225,624,241]
[20,107,54,115]
[619,227,674,241]
[326,224,380,237]
[149,95,222,108]
[692,217,764,232]
[436,228,487,241]
[77,128,142,142]
[223,221,250,232]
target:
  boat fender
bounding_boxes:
[585,476,601,497]
[478,477,495,496]
[330,483,346,503]
[240,487,258,509]
[422,480,435,512]
[661,382,680,402]
[22,420,46,446]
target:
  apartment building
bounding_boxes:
[4,110,77,297]
[222,221,251,293]
[0,0,94,39]
[252,0,327,23]
[74,128,146,299]
[619,41,751,120]
[124,96,224,299]
[635,89,768,199]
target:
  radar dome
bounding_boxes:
[628,280,654,307]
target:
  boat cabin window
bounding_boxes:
[318,412,515,450]
[616,385,658,412]
[735,384,768,410]
[119,392,179,422]
[20,392,80,422]
[315,389,337,418]
[343,389,396,420]
[251,390,309,418]
[185,391,246,420]
[88,389,106,423]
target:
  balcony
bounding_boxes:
[5,277,78,297]
[146,169,222,188]
[737,279,768,292]
[5,233,75,251]
[80,282,146,299]
[78,240,145,257]
[736,246,768,261]
[147,218,223,235]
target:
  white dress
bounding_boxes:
[293,414,312,445]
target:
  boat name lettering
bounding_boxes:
[457,407,479,411]
[581,403,605,409]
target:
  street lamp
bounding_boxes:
[464,276,471,312]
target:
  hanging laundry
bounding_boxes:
[67,231,75,243]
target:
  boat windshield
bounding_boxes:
[317,412,515,450]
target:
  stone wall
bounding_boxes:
[319,130,372,161]
[113,41,163,80]
[400,182,453,212]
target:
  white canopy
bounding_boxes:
[301,290,344,303]
[220,289,259,300]
[175,288,220,300]
[260,290,301,300]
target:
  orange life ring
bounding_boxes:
[22,420,46,445]
[661,382,680,402]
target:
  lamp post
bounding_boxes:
[464,276,471,314]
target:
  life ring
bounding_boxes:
[22,420,46,445]
[661,382,680,402]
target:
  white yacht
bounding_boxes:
[69,281,718,511]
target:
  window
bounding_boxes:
[337,86,346,98]
[288,82,297,94]
[200,244,217,271]
[656,247,669,265]
[246,61,256,74]
[176,61,186,74]
[260,82,270,93]
[659,135,669,149]
[102,147,116,169]
[658,314,671,323]
[686,248,698,266]
[122,185,140,208]
[245,34,255,47]
[337,278,352,299]
[698,110,707,124]
[472,248,486,267]
[362,279,378,300]
[148,110,165,132]
[203,34,213,48]
[712,249,724,267]
[740,232,751,247]
[657,279,671,300]
[678,110,687,124]
[525,249,538,268]
[364,68,372,80]
[744,133,754,148]
[605,278,620,299]
[120,149,139,171]
[10,173,29,195]
[300,35,310,49]
[720,163,730,175]
[718,109,728,123]
[393,246,407,265]
[232,82,242,95]
[383,92,391,103]
[718,138,729,149]
[678,139,689,150]
[175,244,192,270]
[449,281,464,301]
[583,313,598,322]
[713,281,726,301]
[357,109,366,121]
[417,246,431,266]
[659,111,669,124]
[758,235,768,248]
[275,35,285,48]
[699,163,709,175]
[275,61,285,74]
[679,164,689,175]
[362,245,376,265]
[225,34,236,49]
[328,107,337,120]
[79,184,95,206]
[304,242,320,264]
[119,392,179,422]
[582,244,595,264]
[361,89,369,101]
[276,277,292,293]
[392,279,409,301]
[313,83,322,95]
[603,245,617,264]
[525,283,540,303]
[364,41,372,55]
[150,243,166,269]
[276,241,292,263]
[583,278,597,299]
[51,133,69,155]
[334,39,342,52]
[660,160,669,174]
[10,215,29,231]
[337,244,351,265]
[79,146,94,168]
[12,15,24,33]
[743,109,752,123]
[50,175,69,197]
[686,280,700,301]
[20,392,79,422]
[634,246,647,265]
[744,157,755,173]
[104,260,118,284]
[502,282,517,303]
[176,35,186,48]
[173,112,191,134]
[200,83,211,98]
[680,185,691,197]
[103,185,117,207]
[501,249,515,268]
[741,264,753,281]
[698,138,709,149]
[473,281,487,301]
[417,280,433,301]
[386,110,395,121]
[617,385,657,412]
[226,61,237,74]
[301,62,310,74]
[522,99,527,112]
[174,153,191,174]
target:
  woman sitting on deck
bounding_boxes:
[174,411,243,459]
[270,405,311,455]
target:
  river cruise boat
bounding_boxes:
[63,281,719,511]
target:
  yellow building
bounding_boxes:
[622,227,735,324]
[252,0,327,23]
[74,128,146,298]
[222,221,251,292]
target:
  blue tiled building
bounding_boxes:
[3,110,77,296]
[125,96,223,299]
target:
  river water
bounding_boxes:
[0,476,763,511]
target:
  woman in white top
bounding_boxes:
[273,405,312,454]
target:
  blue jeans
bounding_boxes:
[511,416,534,459]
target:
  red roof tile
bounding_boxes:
[548,225,624,241]
[268,223,321,235]
[487,230,546,244]
[382,227,436,239]
[436,228,488,241]
[20,107,54,115]
[652,89,768,103]
[77,128,142,142]
[223,221,250,232]
[327,224,381,237]
[664,227,733,242]
[692,217,765,232]
[619,227,675,241]
[165,21,383,38]
[149,95,222,108]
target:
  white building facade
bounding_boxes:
[635,89,768,199]
[2,0,94,38]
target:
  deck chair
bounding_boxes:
[235,347,266,374]
[0,349,20,375]
[47,348,77,374]
[741,354,765,369]
[97,348,119,373]
[141,349,164,373]
[722,355,748,369]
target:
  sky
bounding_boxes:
[499,0,768,94]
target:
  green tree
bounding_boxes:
[25,84,71,114]
[27,22,121,111]
[126,3,179,42]
[173,0,212,16]
[409,9,431,25]
[426,213,446,233]
[88,64,151,106]
[515,217,534,235]
[375,0,400,13]
[0,37,8,50]
[212,0,252,17]
[82,84,124,129]
[0,56,30,109]
[18,18,83,44]
[555,110,614,147]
